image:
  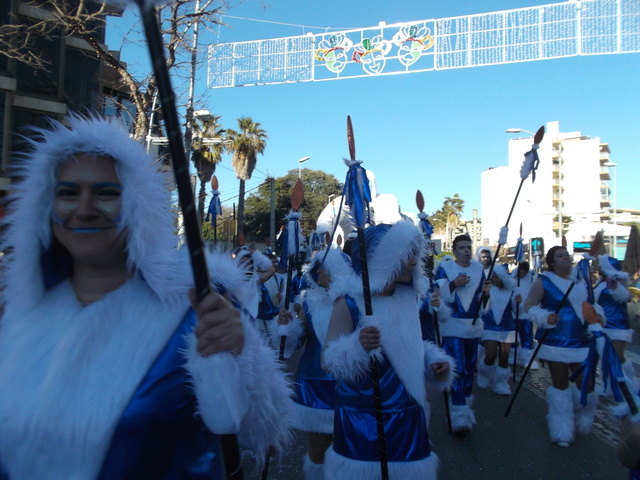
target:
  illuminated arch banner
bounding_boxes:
[207,0,640,88]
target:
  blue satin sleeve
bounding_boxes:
[419,297,437,343]
[599,289,630,330]
[98,309,224,480]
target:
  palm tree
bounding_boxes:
[225,117,268,235]
[192,115,225,223]
[429,194,465,250]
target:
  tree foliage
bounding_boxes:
[192,114,225,221]
[429,194,465,250]
[0,0,228,139]
[244,169,343,242]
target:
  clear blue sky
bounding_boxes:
[107,0,640,221]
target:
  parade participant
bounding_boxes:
[264,252,283,307]
[0,115,292,479]
[279,249,360,479]
[512,261,540,369]
[435,234,488,435]
[419,290,447,343]
[596,255,638,393]
[524,245,603,448]
[322,221,455,479]
[476,246,493,276]
[477,264,519,395]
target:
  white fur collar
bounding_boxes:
[0,275,188,479]
[541,271,588,323]
[355,286,426,405]
[438,259,484,312]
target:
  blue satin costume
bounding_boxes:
[434,267,484,406]
[332,297,432,463]
[98,309,223,479]
[294,302,337,413]
[419,296,437,343]
[535,276,591,353]
[515,317,534,349]
[257,282,279,332]
[597,283,630,331]
[482,295,516,339]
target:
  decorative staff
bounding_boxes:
[473,126,544,326]
[206,175,222,243]
[344,116,389,480]
[505,236,598,417]
[106,1,243,477]
[279,179,305,360]
[417,190,452,433]
[512,224,525,381]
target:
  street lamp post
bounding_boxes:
[604,161,618,258]
[298,156,311,178]
[506,128,535,136]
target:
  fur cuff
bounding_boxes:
[527,306,555,329]
[610,284,632,303]
[322,330,372,383]
[436,278,455,305]
[433,301,451,323]
[423,341,456,391]
[185,335,248,434]
[267,316,305,359]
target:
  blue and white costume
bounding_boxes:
[434,256,485,433]
[0,116,293,479]
[322,222,455,480]
[511,268,538,365]
[526,269,602,446]
[595,255,637,394]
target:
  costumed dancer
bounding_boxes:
[232,246,279,341]
[322,221,455,479]
[512,261,540,370]
[435,234,488,435]
[279,249,360,479]
[475,246,493,366]
[596,255,638,394]
[524,245,604,448]
[477,264,519,395]
[0,115,293,479]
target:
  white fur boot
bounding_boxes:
[476,362,496,390]
[572,385,599,437]
[303,454,325,480]
[622,359,640,395]
[491,366,511,395]
[450,401,474,435]
[517,347,539,370]
[547,386,575,447]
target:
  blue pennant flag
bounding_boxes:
[310,231,323,252]
[575,258,595,304]
[515,237,525,263]
[417,213,434,238]
[343,159,372,229]
[207,191,222,226]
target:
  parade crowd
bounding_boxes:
[0,115,638,480]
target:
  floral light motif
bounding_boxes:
[351,36,392,75]
[315,34,353,74]
[392,24,434,67]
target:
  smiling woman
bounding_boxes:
[0,114,293,480]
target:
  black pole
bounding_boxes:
[513,270,521,382]
[137,4,243,479]
[357,227,389,480]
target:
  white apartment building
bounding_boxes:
[481,121,624,259]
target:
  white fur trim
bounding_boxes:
[364,221,426,295]
[267,316,305,359]
[598,255,629,282]
[449,402,476,432]
[476,362,496,389]
[572,385,598,436]
[423,341,456,391]
[438,316,484,339]
[251,249,273,272]
[436,259,484,313]
[527,306,556,329]
[492,265,516,290]
[483,329,516,343]
[322,330,371,383]
[370,193,403,225]
[324,446,439,480]
[537,345,588,363]
[475,246,493,262]
[303,454,326,480]
[603,327,633,342]
[290,403,334,434]
[547,386,575,444]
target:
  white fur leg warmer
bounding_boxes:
[572,385,598,437]
[303,454,325,480]
[476,362,495,390]
[546,386,575,444]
